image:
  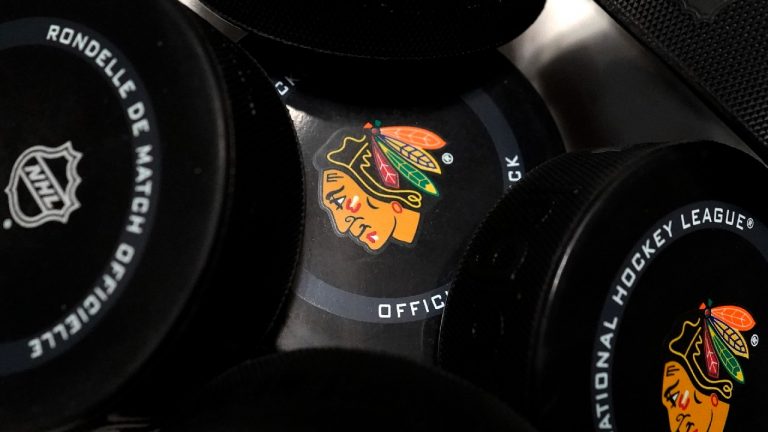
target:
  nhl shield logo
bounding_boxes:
[5,142,83,228]
[681,0,734,20]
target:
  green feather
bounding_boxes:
[377,138,439,197]
[709,325,745,383]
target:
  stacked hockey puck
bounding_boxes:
[178,0,564,365]
[0,0,556,430]
[0,0,303,430]
[164,349,538,432]
[165,0,560,431]
[438,141,768,431]
[198,0,545,60]
[256,41,563,363]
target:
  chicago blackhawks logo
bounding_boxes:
[315,121,446,253]
[5,142,83,228]
[662,301,756,432]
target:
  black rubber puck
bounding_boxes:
[438,141,768,431]
[594,0,768,162]
[164,348,540,431]
[0,1,301,430]
[198,0,545,60]
[259,51,562,362]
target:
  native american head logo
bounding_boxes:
[661,301,756,432]
[314,121,446,253]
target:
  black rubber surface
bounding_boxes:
[164,349,540,431]
[200,0,545,59]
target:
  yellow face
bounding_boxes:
[661,361,730,432]
[321,169,419,252]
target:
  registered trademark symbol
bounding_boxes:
[747,218,755,229]
[2,219,11,230]
[442,153,454,165]
[751,334,759,347]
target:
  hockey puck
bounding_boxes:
[164,348,540,431]
[438,141,768,431]
[0,1,301,429]
[197,0,545,59]
[260,51,562,362]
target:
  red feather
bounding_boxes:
[703,320,720,379]
[371,140,399,188]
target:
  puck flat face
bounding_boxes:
[198,0,545,59]
[595,203,767,432]
[165,349,539,432]
[438,142,768,431]
[0,17,160,374]
[0,1,301,429]
[265,53,562,362]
